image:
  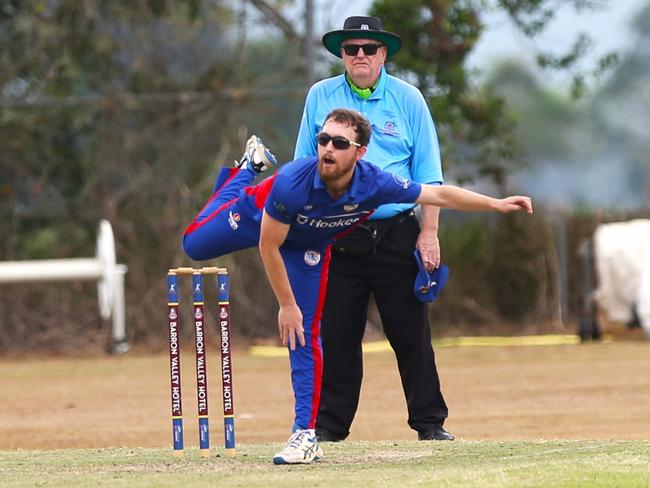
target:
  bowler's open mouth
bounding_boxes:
[322,155,335,165]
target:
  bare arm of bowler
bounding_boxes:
[417,185,533,214]
[259,209,305,351]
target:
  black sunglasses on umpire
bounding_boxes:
[317,133,362,150]
[342,43,383,56]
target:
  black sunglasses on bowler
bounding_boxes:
[341,43,383,57]
[317,132,362,150]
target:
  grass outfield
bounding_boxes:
[2,440,649,487]
[3,340,649,486]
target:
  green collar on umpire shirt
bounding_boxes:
[346,74,380,100]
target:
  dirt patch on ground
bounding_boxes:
[2,340,649,450]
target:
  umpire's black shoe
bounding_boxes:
[418,426,455,441]
[315,428,345,442]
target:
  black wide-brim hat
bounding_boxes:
[322,16,402,59]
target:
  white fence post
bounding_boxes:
[0,220,129,353]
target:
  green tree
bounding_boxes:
[0,0,305,351]
[481,1,650,210]
[369,0,618,188]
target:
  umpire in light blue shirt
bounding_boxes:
[294,15,454,442]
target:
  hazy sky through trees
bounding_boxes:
[322,0,643,80]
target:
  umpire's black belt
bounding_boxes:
[332,209,415,256]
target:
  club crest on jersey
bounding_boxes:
[228,210,240,230]
[343,204,359,212]
[392,174,410,189]
[304,250,321,266]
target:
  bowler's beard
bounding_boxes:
[318,152,355,183]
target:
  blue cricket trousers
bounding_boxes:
[183,167,329,430]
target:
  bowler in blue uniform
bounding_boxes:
[182,108,533,465]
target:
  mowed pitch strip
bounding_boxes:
[2,440,650,488]
[1,341,649,452]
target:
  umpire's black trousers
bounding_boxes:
[317,214,448,438]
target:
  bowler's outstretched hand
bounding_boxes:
[497,196,533,214]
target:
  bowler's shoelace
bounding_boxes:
[286,431,307,448]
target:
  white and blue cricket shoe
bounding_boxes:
[273,428,323,465]
[235,135,278,173]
